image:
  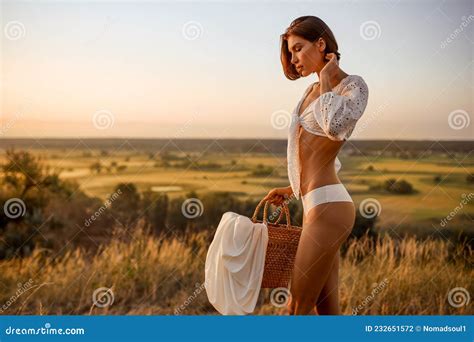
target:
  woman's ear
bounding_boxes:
[317,37,326,52]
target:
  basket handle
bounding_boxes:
[265,202,288,225]
[251,197,291,228]
[274,204,291,225]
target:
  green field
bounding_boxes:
[2,146,472,233]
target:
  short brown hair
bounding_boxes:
[280,16,341,80]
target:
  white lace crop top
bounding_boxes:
[287,74,369,200]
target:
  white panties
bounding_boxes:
[301,183,353,214]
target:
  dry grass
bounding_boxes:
[0,226,472,315]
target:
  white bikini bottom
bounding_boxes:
[301,183,353,214]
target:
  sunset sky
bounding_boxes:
[1,0,472,140]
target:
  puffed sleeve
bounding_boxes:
[312,76,369,141]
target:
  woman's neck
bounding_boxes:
[315,69,349,88]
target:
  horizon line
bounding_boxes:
[0,137,473,142]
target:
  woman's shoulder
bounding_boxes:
[341,74,368,96]
[345,74,366,85]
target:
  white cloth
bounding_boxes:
[287,75,369,200]
[204,211,268,315]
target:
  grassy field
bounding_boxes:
[2,148,471,229]
[0,226,471,315]
[0,146,472,315]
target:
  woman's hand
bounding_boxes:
[320,52,340,80]
[263,186,293,206]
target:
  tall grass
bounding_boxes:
[0,224,471,315]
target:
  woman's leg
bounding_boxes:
[287,201,354,315]
[315,250,340,315]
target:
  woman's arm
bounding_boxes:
[320,53,341,94]
[313,75,369,141]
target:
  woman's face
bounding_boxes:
[287,35,325,77]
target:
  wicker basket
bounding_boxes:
[251,198,302,289]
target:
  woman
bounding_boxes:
[263,16,369,315]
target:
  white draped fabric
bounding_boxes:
[205,211,268,315]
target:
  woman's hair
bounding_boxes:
[280,16,341,80]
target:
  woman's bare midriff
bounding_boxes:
[298,125,345,197]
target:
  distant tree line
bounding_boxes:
[0,149,393,261]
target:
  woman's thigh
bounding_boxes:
[290,202,355,301]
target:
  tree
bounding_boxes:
[141,191,169,235]
[384,178,414,194]
[2,148,54,197]
[89,161,102,174]
[0,149,74,258]
[109,183,141,228]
